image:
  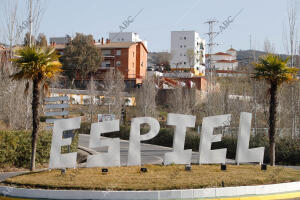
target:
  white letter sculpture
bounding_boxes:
[164,113,195,165]
[49,117,81,169]
[236,112,264,164]
[199,114,231,164]
[87,120,120,167]
[127,117,160,166]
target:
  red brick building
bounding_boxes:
[51,39,148,88]
[96,40,148,87]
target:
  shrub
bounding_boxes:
[76,122,91,135]
[0,130,52,168]
[0,130,78,168]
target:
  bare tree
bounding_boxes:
[283,0,299,137]
[156,52,172,71]
[0,71,32,129]
[27,0,45,46]
[168,86,195,115]
[0,0,34,130]
[1,0,19,57]
[36,33,47,47]
[186,48,196,70]
[263,39,276,54]
[103,69,125,119]
[136,76,157,117]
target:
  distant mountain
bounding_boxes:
[237,50,292,67]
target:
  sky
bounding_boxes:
[1,0,300,53]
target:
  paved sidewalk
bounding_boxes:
[0,171,27,182]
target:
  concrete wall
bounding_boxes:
[214,62,238,70]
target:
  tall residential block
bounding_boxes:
[170,31,206,76]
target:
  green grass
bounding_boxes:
[4,164,300,191]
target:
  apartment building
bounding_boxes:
[96,40,148,88]
[170,31,206,76]
[50,33,148,88]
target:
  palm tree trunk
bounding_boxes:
[30,78,40,171]
[269,82,278,166]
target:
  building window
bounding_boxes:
[116,61,121,67]
[184,62,186,65]
[133,52,135,57]
[180,45,182,48]
[141,62,143,67]
[102,61,110,68]
[184,36,186,40]
[116,50,121,56]
[102,50,111,56]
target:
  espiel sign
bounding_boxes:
[49,112,264,169]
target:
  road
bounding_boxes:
[78,134,234,166]
[0,171,27,182]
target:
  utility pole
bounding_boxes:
[205,19,218,91]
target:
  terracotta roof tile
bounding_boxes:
[216,60,237,63]
[214,52,232,56]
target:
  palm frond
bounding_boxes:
[253,54,299,85]
[11,46,62,82]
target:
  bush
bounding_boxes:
[77,122,91,135]
[0,130,78,168]
[0,130,52,168]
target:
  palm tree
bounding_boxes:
[11,46,62,171]
[253,54,298,166]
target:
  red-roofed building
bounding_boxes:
[51,37,148,88]
[205,47,238,76]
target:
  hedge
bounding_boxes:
[0,130,78,168]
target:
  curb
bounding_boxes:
[78,145,98,155]
[1,181,300,199]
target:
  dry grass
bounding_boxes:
[5,165,300,191]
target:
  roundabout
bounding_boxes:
[1,165,300,199]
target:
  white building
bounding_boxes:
[170,31,206,76]
[109,32,147,48]
[206,48,238,71]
